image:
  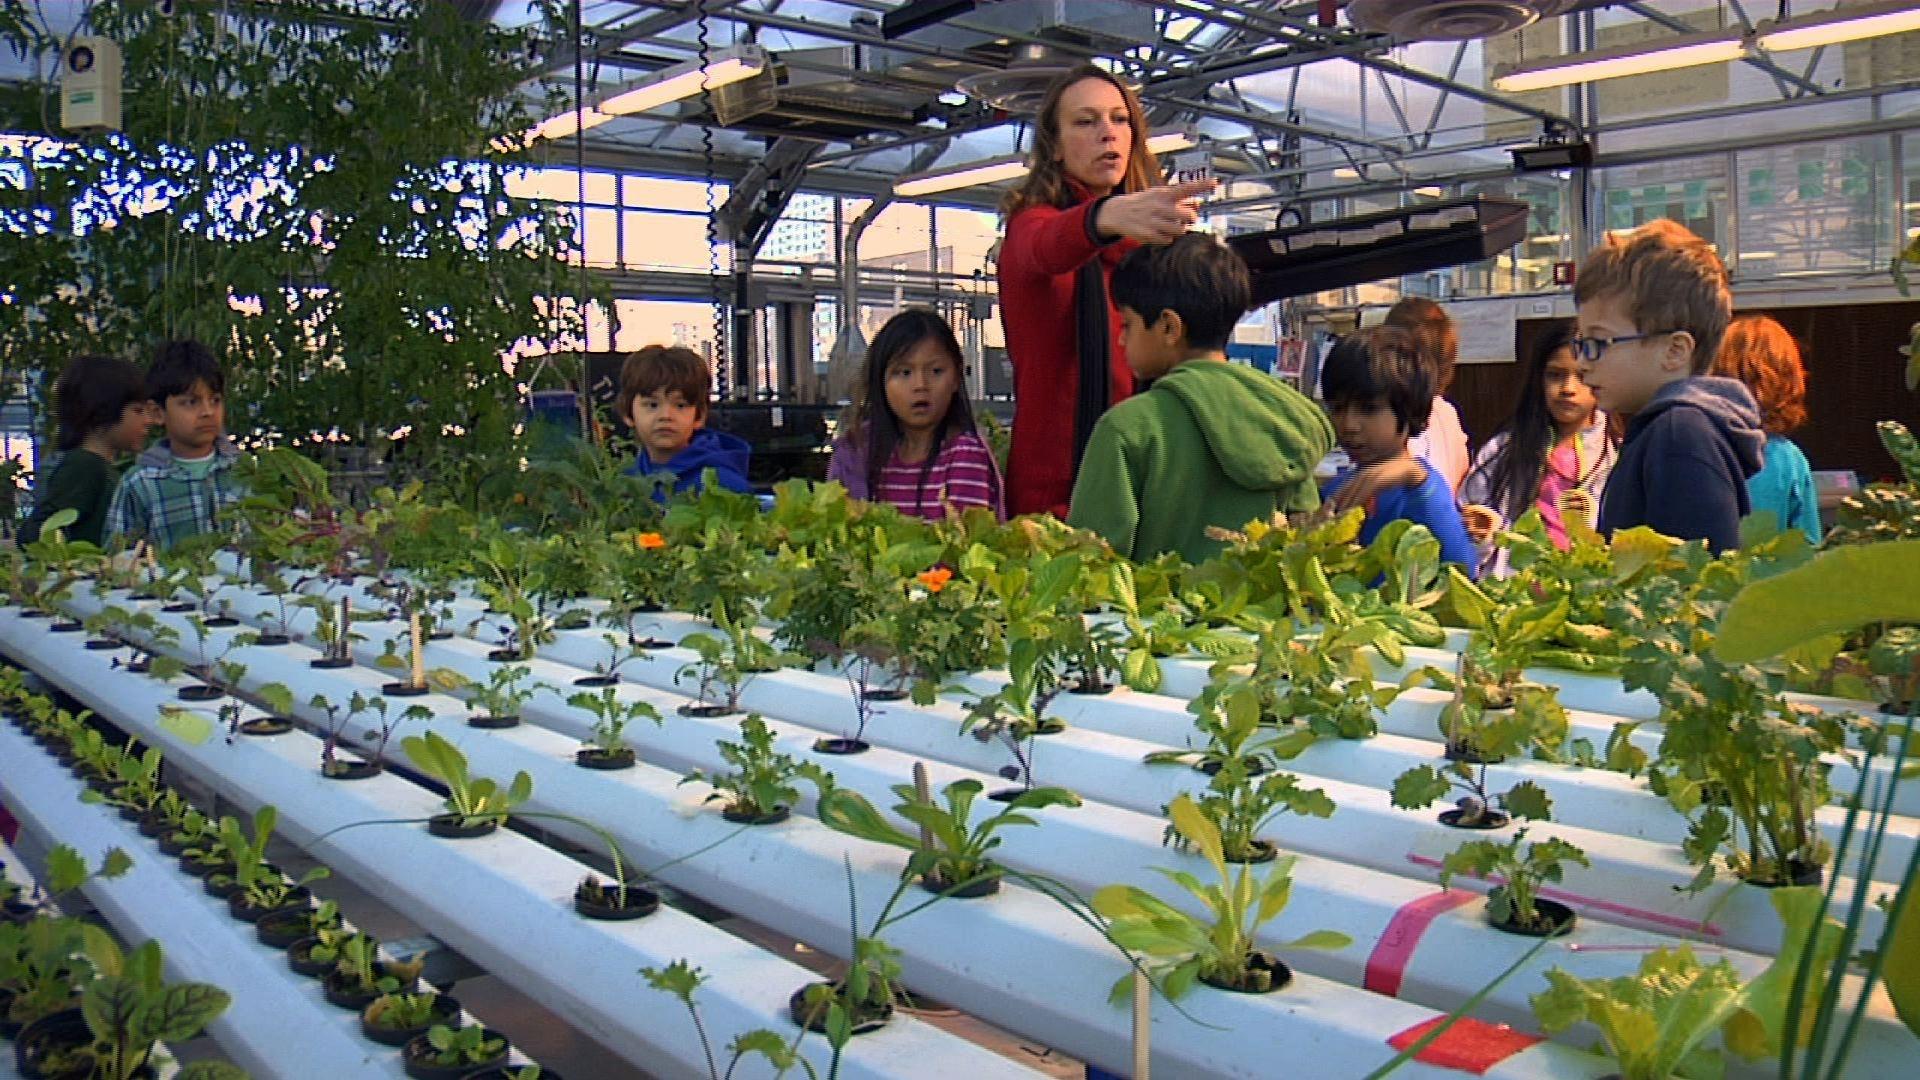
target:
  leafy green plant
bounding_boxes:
[639,960,812,1080]
[402,730,532,828]
[681,715,834,821]
[818,779,1080,893]
[1439,828,1589,933]
[79,744,165,817]
[469,536,556,662]
[677,604,805,714]
[1170,759,1335,864]
[0,847,130,1026]
[350,691,433,772]
[417,1023,507,1069]
[295,592,367,663]
[78,939,233,1080]
[1531,945,1746,1080]
[1091,794,1351,999]
[465,664,537,722]
[566,685,662,757]
[333,934,423,998]
[1392,755,1555,831]
[221,806,330,912]
[363,990,448,1031]
[959,632,1069,793]
[1106,560,1242,693]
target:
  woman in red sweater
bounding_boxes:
[996,64,1216,517]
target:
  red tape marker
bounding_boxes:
[1406,852,1722,937]
[0,802,18,846]
[1387,1016,1544,1075]
[1366,889,1477,997]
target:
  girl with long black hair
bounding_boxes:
[826,308,1003,520]
[1458,322,1617,577]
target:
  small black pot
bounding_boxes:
[1439,808,1511,830]
[251,633,293,647]
[322,759,383,781]
[228,886,312,924]
[181,854,234,879]
[203,874,241,900]
[136,810,170,838]
[403,1029,509,1080]
[257,907,333,949]
[239,716,294,737]
[361,993,462,1048]
[575,747,636,770]
[722,804,789,826]
[427,814,499,839]
[1443,740,1505,765]
[468,714,521,730]
[309,656,354,670]
[82,638,123,652]
[203,616,241,629]
[1742,859,1825,889]
[15,609,50,619]
[812,737,870,755]
[788,984,892,1035]
[115,802,144,823]
[1224,840,1279,865]
[286,936,335,978]
[1197,757,1270,777]
[632,637,671,651]
[48,620,83,634]
[383,681,431,698]
[158,832,194,857]
[161,602,195,614]
[1068,678,1114,696]
[460,1068,565,1080]
[1489,897,1577,938]
[176,684,224,702]
[1198,951,1292,994]
[485,649,524,663]
[573,882,659,921]
[14,1008,96,1080]
[573,674,619,688]
[1880,700,1918,717]
[921,867,1000,898]
[325,969,415,1012]
[859,687,909,703]
[677,703,737,718]
[0,988,23,1037]
[2,897,39,925]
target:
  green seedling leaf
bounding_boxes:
[160,707,217,746]
[1715,540,1920,662]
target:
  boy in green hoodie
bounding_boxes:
[1068,234,1334,563]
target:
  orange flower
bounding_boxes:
[635,532,667,551]
[916,567,953,593]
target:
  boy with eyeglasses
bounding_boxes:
[1572,219,1764,552]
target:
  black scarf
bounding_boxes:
[1072,208,1116,473]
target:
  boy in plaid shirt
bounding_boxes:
[104,340,244,551]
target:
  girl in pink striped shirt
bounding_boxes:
[827,309,1005,521]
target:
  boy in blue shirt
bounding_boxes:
[1318,325,1479,576]
[618,344,753,502]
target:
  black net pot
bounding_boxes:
[403,1029,509,1080]
[360,993,462,1048]
[573,883,659,922]
[787,985,891,1036]
[1197,951,1293,994]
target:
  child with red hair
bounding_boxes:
[1712,314,1820,542]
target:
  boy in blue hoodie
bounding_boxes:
[1572,220,1763,552]
[618,344,752,501]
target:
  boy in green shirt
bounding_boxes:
[1068,233,1334,563]
[104,340,245,551]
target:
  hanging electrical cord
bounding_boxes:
[570,0,599,444]
[696,0,728,401]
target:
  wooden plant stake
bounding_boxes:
[1131,967,1150,1079]
[409,612,426,688]
[912,761,934,851]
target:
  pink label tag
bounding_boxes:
[1388,1016,1544,1075]
[1366,889,1478,997]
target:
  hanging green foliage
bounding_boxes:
[0,0,603,464]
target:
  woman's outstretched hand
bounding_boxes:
[1093,178,1218,244]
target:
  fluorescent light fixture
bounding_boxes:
[1529,233,1568,244]
[1758,1,1920,52]
[1413,185,1445,197]
[533,106,613,141]
[1493,31,1748,92]
[1145,129,1196,155]
[598,44,769,117]
[1741,251,1777,259]
[893,127,1197,197]
[1334,166,1361,179]
[894,154,1028,197]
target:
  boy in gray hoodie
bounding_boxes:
[1572,220,1764,553]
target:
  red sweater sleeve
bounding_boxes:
[997,199,1137,519]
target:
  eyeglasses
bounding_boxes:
[1570,330,1680,363]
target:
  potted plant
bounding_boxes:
[362,989,462,1048]
[108,612,178,676]
[226,681,296,739]
[1392,733,1560,831]
[959,634,1069,799]
[402,730,533,838]
[1530,945,1745,1080]
[78,744,165,822]
[1092,794,1352,998]
[1441,827,1590,936]
[404,1023,510,1080]
[1169,759,1335,865]
[296,592,364,669]
[675,604,804,718]
[574,628,645,688]
[222,806,330,923]
[325,933,424,1012]
[639,959,804,1080]
[681,714,834,825]
[469,537,554,662]
[15,939,237,1080]
[818,778,1080,898]
[257,898,340,950]
[565,686,660,770]
[289,926,367,980]
[464,665,536,729]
